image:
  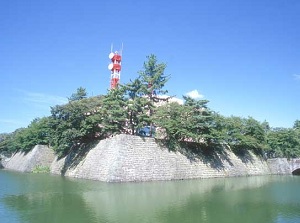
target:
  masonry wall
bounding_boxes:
[50,134,272,182]
[267,158,291,174]
[3,135,297,181]
[267,158,300,175]
[3,145,55,172]
[289,158,300,173]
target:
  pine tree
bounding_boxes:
[138,54,170,136]
[100,87,127,136]
[124,79,150,135]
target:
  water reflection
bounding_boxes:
[81,176,273,222]
[1,170,300,223]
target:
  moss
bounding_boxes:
[32,165,50,173]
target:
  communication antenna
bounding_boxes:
[120,42,123,56]
[108,44,123,89]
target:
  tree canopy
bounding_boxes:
[1,55,299,159]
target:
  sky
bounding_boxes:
[1,0,300,133]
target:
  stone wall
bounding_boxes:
[289,158,300,173]
[267,158,300,174]
[3,145,55,172]
[267,158,291,174]
[50,134,272,182]
[3,135,296,181]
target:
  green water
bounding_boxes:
[1,170,300,223]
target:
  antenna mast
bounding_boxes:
[108,44,123,89]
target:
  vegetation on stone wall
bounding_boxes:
[1,55,300,158]
[32,165,50,173]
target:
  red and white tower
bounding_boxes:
[108,46,122,89]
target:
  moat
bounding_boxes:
[1,170,300,223]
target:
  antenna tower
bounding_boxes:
[108,44,123,89]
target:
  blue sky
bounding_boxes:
[1,0,300,133]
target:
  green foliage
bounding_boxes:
[207,113,228,144]
[124,79,151,135]
[0,118,51,153]
[266,127,300,158]
[182,96,215,144]
[138,54,169,97]
[2,55,300,160]
[153,97,215,150]
[293,120,300,129]
[68,87,87,102]
[137,54,170,136]
[154,102,188,149]
[0,133,9,143]
[99,87,127,136]
[0,133,12,153]
[32,165,50,173]
[221,116,267,154]
[0,131,16,153]
[49,94,103,156]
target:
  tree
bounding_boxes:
[0,133,10,153]
[267,127,300,159]
[153,101,189,149]
[208,113,228,145]
[0,132,14,153]
[22,117,51,150]
[138,55,169,136]
[5,56,300,160]
[68,87,87,102]
[221,116,267,154]
[49,89,103,156]
[294,120,300,129]
[79,96,103,139]
[153,96,214,150]
[0,117,51,153]
[0,128,25,152]
[139,55,169,97]
[99,87,127,136]
[124,79,150,135]
[182,96,214,144]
